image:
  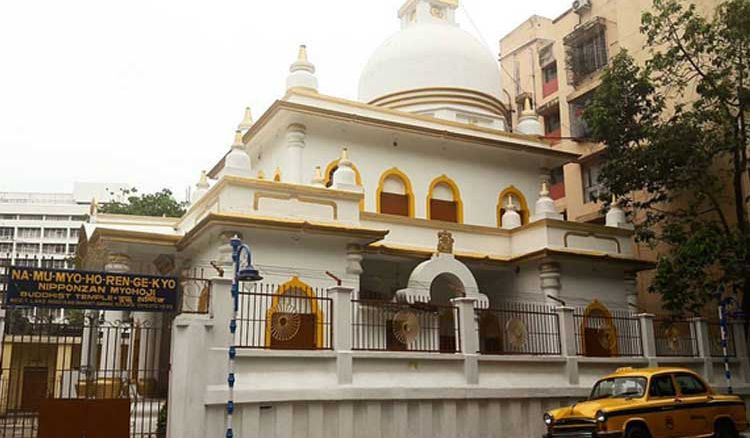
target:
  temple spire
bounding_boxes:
[286,44,318,93]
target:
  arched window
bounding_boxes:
[497,186,530,226]
[376,168,414,217]
[323,158,364,210]
[265,277,324,349]
[427,175,463,223]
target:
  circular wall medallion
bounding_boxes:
[393,310,420,344]
[505,318,528,350]
[271,305,301,341]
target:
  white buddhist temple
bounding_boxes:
[77,0,750,436]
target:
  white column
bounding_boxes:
[555,306,579,385]
[539,262,561,306]
[624,272,638,311]
[451,296,478,384]
[691,317,714,382]
[329,286,353,384]
[100,253,131,381]
[637,313,658,366]
[285,124,306,184]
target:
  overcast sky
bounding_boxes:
[0,0,568,200]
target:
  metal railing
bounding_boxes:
[351,300,461,353]
[236,284,332,350]
[476,303,561,356]
[654,318,698,357]
[574,308,643,357]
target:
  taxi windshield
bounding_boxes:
[590,377,647,400]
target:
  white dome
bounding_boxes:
[359,23,502,105]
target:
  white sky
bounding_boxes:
[0,0,568,200]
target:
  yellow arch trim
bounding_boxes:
[323,158,364,210]
[580,299,619,356]
[426,174,464,224]
[497,186,530,226]
[376,167,415,218]
[265,276,324,349]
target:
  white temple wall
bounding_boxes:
[252,124,543,228]
[558,260,630,309]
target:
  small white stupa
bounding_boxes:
[516,97,544,136]
[502,195,522,230]
[531,181,563,221]
[191,171,210,203]
[286,45,318,92]
[311,166,326,188]
[221,130,252,178]
[331,148,360,191]
[606,195,632,229]
[237,107,253,133]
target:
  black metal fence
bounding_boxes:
[0,316,168,438]
[654,318,698,357]
[236,283,332,350]
[476,303,561,355]
[351,300,461,353]
[574,308,643,357]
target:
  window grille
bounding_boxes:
[564,18,608,86]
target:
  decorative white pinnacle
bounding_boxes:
[238,107,253,131]
[332,148,360,191]
[192,170,210,203]
[286,44,318,92]
[222,130,252,177]
[311,166,326,188]
[516,97,544,136]
[532,180,563,222]
[502,195,522,230]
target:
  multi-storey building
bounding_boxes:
[499,0,718,310]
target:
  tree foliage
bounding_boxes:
[584,0,750,316]
[98,188,187,218]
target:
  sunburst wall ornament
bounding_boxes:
[505,318,528,350]
[663,325,682,353]
[393,310,420,344]
[271,304,301,341]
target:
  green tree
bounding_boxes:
[584,0,750,316]
[98,188,187,218]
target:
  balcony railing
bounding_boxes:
[236,284,333,350]
[574,308,643,357]
[351,300,460,353]
[476,303,561,355]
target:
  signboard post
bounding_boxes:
[4,266,178,313]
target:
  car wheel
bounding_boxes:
[715,421,738,438]
[625,424,651,438]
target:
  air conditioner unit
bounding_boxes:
[572,0,592,13]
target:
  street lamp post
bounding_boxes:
[226,236,262,438]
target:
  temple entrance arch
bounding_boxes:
[396,253,488,308]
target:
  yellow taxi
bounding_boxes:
[543,367,747,438]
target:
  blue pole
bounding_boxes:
[227,237,241,438]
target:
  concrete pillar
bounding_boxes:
[100,253,131,380]
[167,276,231,438]
[555,306,579,385]
[539,262,561,306]
[329,286,353,384]
[285,124,306,184]
[731,321,749,382]
[691,317,714,382]
[451,297,479,384]
[624,272,638,311]
[637,313,658,367]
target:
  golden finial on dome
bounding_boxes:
[506,195,516,210]
[232,129,244,147]
[257,170,266,179]
[298,44,308,62]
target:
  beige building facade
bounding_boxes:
[499,0,719,312]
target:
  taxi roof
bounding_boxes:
[602,367,697,379]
